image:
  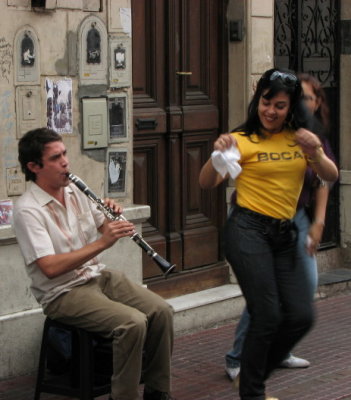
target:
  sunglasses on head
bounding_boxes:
[269,71,298,87]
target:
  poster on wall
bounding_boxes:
[108,93,128,143]
[109,36,131,88]
[45,78,73,134]
[106,148,127,197]
[0,199,13,226]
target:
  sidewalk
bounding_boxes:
[0,292,350,400]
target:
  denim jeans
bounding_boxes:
[225,208,317,370]
[224,207,314,400]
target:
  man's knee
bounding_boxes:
[113,311,148,345]
[152,300,174,326]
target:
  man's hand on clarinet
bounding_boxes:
[103,197,123,216]
[100,219,136,248]
[100,198,135,248]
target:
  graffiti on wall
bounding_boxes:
[0,37,12,83]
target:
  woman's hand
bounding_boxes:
[296,128,338,182]
[214,134,237,152]
[305,221,324,256]
[295,128,322,158]
[199,133,237,189]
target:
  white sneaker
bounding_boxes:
[280,354,310,368]
[225,366,240,381]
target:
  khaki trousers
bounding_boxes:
[44,269,174,400]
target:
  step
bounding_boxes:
[166,284,244,336]
[317,268,351,297]
[167,268,351,335]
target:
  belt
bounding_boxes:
[234,205,293,232]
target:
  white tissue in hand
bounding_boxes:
[211,145,241,179]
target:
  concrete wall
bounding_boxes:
[226,0,275,217]
[227,0,274,132]
[0,0,134,204]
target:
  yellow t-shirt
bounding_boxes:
[232,129,307,219]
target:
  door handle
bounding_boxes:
[176,71,192,75]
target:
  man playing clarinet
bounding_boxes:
[13,128,174,400]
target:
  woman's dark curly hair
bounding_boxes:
[233,68,311,139]
[18,127,62,182]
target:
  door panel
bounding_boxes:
[132,0,168,278]
[132,0,228,291]
[182,133,219,269]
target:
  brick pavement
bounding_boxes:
[0,292,350,400]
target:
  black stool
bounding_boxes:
[34,317,112,400]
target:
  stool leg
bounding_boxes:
[33,319,50,400]
[71,330,80,387]
[79,330,94,400]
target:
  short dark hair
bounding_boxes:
[18,128,62,182]
[233,68,310,138]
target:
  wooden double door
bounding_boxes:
[132,0,229,296]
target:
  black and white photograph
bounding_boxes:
[109,36,131,88]
[21,33,35,66]
[114,45,126,69]
[86,26,101,64]
[108,94,128,142]
[46,78,73,134]
[106,149,127,196]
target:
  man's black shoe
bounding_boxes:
[143,387,173,400]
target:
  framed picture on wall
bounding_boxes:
[108,93,128,143]
[106,148,127,197]
[109,35,131,88]
[0,199,13,226]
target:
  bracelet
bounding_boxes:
[307,146,324,164]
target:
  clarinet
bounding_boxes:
[67,173,176,278]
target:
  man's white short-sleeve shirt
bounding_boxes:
[13,182,106,307]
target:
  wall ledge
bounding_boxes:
[0,225,16,245]
[122,204,151,224]
[0,204,150,246]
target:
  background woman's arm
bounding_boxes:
[306,184,329,255]
[295,128,338,182]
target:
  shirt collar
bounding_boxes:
[30,182,74,207]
